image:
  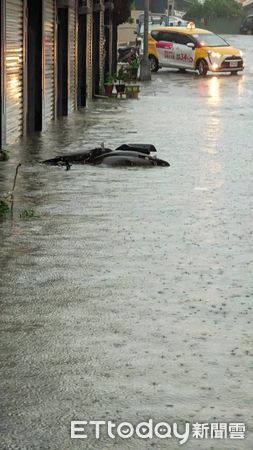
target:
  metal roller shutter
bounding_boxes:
[68,4,77,113]
[43,0,56,127]
[5,0,24,144]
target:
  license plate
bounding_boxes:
[230,61,238,68]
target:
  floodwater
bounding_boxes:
[0,35,253,450]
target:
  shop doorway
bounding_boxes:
[104,9,110,77]
[57,8,68,116]
[77,14,87,107]
[27,0,42,133]
[92,11,100,96]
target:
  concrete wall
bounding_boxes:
[244,5,253,14]
[118,10,141,45]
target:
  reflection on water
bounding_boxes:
[207,160,222,175]
[205,115,221,155]
[237,74,245,96]
[208,76,220,106]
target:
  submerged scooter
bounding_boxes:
[42,144,170,168]
[118,46,139,63]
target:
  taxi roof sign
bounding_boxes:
[187,22,196,29]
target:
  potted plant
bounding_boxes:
[130,56,140,81]
[125,84,140,99]
[104,73,114,96]
[125,59,140,99]
[115,67,128,95]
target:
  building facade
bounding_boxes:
[0,0,115,147]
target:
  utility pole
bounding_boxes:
[139,0,151,81]
[167,0,175,17]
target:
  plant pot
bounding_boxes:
[125,84,140,99]
[116,84,125,94]
[104,84,114,96]
[130,67,138,81]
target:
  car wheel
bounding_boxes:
[178,68,186,73]
[230,71,238,76]
[197,59,208,76]
[149,55,159,72]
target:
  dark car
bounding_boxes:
[240,15,253,34]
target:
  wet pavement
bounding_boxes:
[0,35,253,450]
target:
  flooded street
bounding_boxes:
[0,35,253,449]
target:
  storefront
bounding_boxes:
[0,0,57,144]
[0,0,115,148]
[3,0,25,144]
[78,1,89,106]
[0,0,4,147]
[92,0,104,96]
[56,0,77,115]
[43,0,57,127]
[104,1,114,77]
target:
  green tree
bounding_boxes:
[184,0,243,20]
[114,0,132,25]
[184,0,204,19]
[204,0,243,18]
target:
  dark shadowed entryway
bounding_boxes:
[57,8,68,116]
[27,0,42,133]
[77,13,87,107]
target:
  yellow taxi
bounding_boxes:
[148,23,244,75]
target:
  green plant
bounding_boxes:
[0,165,35,220]
[184,0,243,19]
[125,84,140,99]
[117,67,129,83]
[20,209,36,220]
[0,200,10,216]
[0,150,9,161]
[130,57,140,69]
[105,73,115,85]
[114,0,132,25]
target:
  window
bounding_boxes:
[245,16,253,25]
[159,32,178,43]
[140,22,163,35]
[193,33,229,47]
[175,33,195,46]
[151,31,161,41]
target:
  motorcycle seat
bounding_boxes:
[118,47,134,54]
